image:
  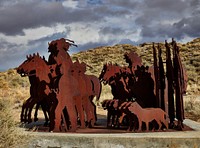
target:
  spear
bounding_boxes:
[153,43,160,107]
[172,39,184,130]
[165,40,175,127]
[158,44,165,111]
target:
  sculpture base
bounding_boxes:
[19,119,200,148]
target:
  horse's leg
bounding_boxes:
[111,111,116,127]
[41,102,49,126]
[90,95,97,122]
[107,109,111,127]
[21,100,28,122]
[83,97,94,128]
[34,103,40,122]
[27,98,38,123]
[24,97,32,123]
[88,97,96,127]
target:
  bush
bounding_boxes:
[0,99,28,148]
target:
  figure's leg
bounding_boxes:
[61,111,68,132]
[75,96,85,129]
[66,99,77,132]
[49,95,58,132]
[53,103,62,132]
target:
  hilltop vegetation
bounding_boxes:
[72,39,200,96]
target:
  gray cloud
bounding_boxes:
[99,26,124,36]
[0,0,200,71]
[0,0,104,35]
[134,0,200,41]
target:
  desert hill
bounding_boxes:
[72,38,200,96]
[0,38,200,103]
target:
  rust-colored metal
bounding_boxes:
[165,40,175,127]
[17,53,59,130]
[127,101,168,131]
[153,43,160,107]
[158,44,166,111]
[100,41,186,132]
[17,38,100,132]
[17,38,187,133]
[172,39,185,130]
[102,99,120,127]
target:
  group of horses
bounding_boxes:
[99,39,187,131]
[16,37,186,132]
[17,38,101,132]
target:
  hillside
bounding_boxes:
[72,39,200,96]
[0,38,200,103]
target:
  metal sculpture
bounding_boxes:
[165,41,176,128]
[17,38,101,132]
[172,39,185,130]
[17,53,59,130]
[102,99,121,127]
[16,37,187,133]
[127,101,168,131]
[100,39,187,132]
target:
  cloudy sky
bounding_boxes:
[0,0,200,71]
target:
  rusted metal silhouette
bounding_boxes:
[17,38,101,132]
[100,39,187,132]
[102,99,120,127]
[17,38,187,133]
[17,53,59,130]
[172,39,185,130]
[127,101,168,131]
[153,43,160,107]
[165,40,176,128]
[158,44,166,111]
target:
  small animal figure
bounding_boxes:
[128,101,169,131]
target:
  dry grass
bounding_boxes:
[0,69,29,148]
[0,99,28,148]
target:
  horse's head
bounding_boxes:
[99,63,120,85]
[124,51,142,71]
[17,53,47,77]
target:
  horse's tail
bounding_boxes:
[90,75,102,102]
[96,81,102,102]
